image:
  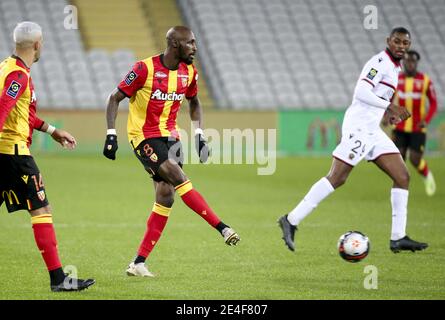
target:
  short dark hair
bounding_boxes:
[390,27,411,38]
[406,49,420,60]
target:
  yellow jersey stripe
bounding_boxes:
[403,77,414,132]
[0,58,31,155]
[187,65,194,86]
[128,58,154,149]
[158,70,177,136]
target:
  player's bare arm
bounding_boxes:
[103,88,126,160]
[32,121,76,149]
[106,88,126,130]
[189,95,209,163]
[188,95,203,127]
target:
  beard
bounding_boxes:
[179,46,194,65]
[183,56,193,65]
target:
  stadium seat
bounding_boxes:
[178,0,445,109]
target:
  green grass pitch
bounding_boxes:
[0,154,444,300]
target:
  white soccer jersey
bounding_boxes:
[332,49,402,166]
[343,49,402,133]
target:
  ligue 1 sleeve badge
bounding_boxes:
[6,80,21,99]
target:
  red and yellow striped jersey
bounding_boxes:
[394,72,437,133]
[0,55,42,155]
[118,54,198,148]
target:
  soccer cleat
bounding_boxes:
[424,171,436,196]
[126,262,155,277]
[222,227,240,246]
[278,215,297,252]
[51,277,95,292]
[390,236,428,253]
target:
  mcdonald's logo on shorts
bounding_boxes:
[2,190,20,205]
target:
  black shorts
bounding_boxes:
[392,130,426,153]
[0,154,49,213]
[133,137,183,182]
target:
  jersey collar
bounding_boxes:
[159,53,179,71]
[11,54,31,72]
[384,48,401,68]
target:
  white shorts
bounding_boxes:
[332,128,400,166]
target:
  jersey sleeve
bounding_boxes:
[358,56,385,88]
[425,79,438,124]
[117,61,148,98]
[33,115,44,130]
[186,66,198,99]
[0,70,29,132]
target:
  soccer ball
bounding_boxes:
[337,231,370,263]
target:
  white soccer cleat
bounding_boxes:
[126,262,155,277]
[222,227,240,246]
[424,171,436,196]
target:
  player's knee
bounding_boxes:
[409,154,421,167]
[158,197,174,208]
[334,176,347,188]
[155,182,175,207]
[170,173,187,186]
[396,171,410,188]
[159,161,187,186]
[327,174,348,189]
[157,191,175,207]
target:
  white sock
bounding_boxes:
[287,177,335,226]
[390,188,408,240]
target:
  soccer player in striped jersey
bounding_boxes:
[0,22,95,291]
[103,26,240,277]
[391,50,438,196]
[278,27,428,254]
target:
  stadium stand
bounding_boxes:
[0,0,137,109]
[0,0,444,111]
[178,0,445,110]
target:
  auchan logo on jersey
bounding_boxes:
[151,89,184,101]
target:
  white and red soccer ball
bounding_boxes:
[337,231,370,263]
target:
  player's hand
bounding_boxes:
[417,120,427,129]
[387,103,411,124]
[103,134,118,160]
[195,133,210,163]
[381,111,390,127]
[51,129,77,150]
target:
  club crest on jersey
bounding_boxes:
[178,74,189,87]
[151,89,184,101]
[367,68,378,80]
[124,71,138,85]
[150,153,158,162]
[6,80,21,99]
[37,190,46,202]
